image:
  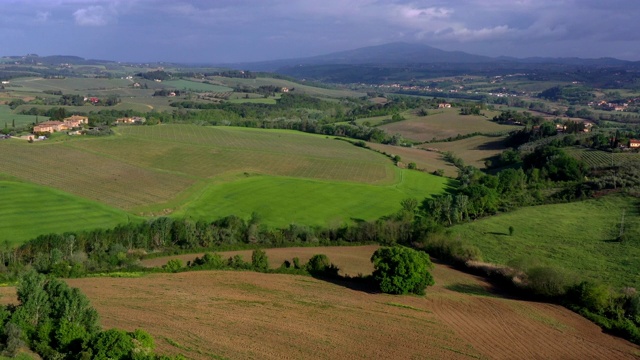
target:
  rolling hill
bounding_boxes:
[0,125,451,243]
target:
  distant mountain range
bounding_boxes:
[229,42,638,71]
[5,43,637,70]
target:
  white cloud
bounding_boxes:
[400,6,451,20]
[440,25,513,41]
[35,11,50,22]
[73,5,111,26]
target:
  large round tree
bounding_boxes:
[371,246,435,295]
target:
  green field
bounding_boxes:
[0,105,48,128]
[70,125,396,185]
[10,77,132,94]
[175,170,452,227]
[0,181,135,245]
[162,79,233,92]
[353,114,390,127]
[451,195,640,289]
[0,124,451,242]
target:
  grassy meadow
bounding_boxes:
[9,77,133,94]
[175,170,452,227]
[0,181,135,244]
[11,78,133,95]
[451,195,640,289]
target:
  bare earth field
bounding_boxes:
[0,246,622,359]
[422,136,509,169]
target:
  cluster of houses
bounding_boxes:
[555,121,594,133]
[115,116,146,125]
[33,115,88,134]
[590,101,629,111]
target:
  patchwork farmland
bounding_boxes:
[0,124,450,238]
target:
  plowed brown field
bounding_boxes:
[2,246,639,359]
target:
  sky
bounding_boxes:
[1,0,639,63]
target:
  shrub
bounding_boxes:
[227,255,251,269]
[525,266,570,298]
[450,243,483,263]
[190,252,225,269]
[4,322,26,357]
[163,259,183,273]
[408,162,417,170]
[251,249,269,272]
[305,254,339,277]
[567,281,611,314]
[306,254,330,272]
[371,246,435,295]
[418,234,482,264]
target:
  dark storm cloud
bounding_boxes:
[0,0,638,62]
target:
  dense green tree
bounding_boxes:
[461,184,499,218]
[11,271,51,340]
[90,329,135,360]
[523,146,585,182]
[370,246,434,295]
